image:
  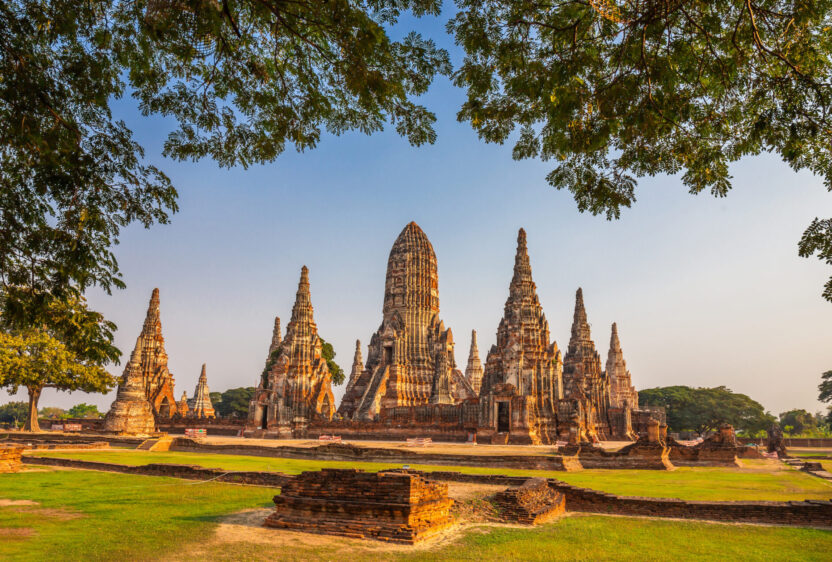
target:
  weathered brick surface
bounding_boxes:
[493,478,566,524]
[0,446,23,473]
[264,469,455,543]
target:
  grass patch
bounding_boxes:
[30,449,832,501]
[0,469,272,561]
[1,469,831,561]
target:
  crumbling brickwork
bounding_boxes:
[263,469,455,543]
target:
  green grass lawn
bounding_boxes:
[0,468,273,561]
[2,468,830,562]
[30,449,832,501]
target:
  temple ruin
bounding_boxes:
[245,267,336,437]
[188,364,216,419]
[248,223,657,444]
[478,229,564,444]
[337,222,475,420]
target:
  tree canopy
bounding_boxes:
[67,403,104,419]
[639,385,774,434]
[0,401,28,426]
[0,0,451,339]
[211,387,256,418]
[0,330,117,431]
[320,339,345,385]
[449,0,832,301]
[819,370,832,403]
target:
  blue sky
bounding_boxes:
[4,10,830,417]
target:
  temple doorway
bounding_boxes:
[497,402,510,433]
[260,407,268,429]
[383,345,393,364]
[158,398,172,418]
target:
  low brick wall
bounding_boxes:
[399,470,832,528]
[171,439,582,471]
[738,437,832,448]
[23,456,290,487]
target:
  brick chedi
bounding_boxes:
[246,267,336,437]
[178,391,190,417]
[606,323,638,409]
[264,469,455,543]
[103,343,157,434]
[464,330,484,396]
[109,288,179,419]
[337,222,474,420]
[561,289,612,441]
[188,364,216,419]
[342,340,364,401]
[478,229,564,444]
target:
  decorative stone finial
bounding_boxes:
[269,316,282,354]
[570,287,591,343]
[290,266,314,325]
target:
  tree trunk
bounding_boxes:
[23,386,42,432]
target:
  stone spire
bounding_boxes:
[102,341,156,434]
[291,266,313,325]
[189,364,215,419]
[245,266,336,437]
[465,330,484,396]
[344,340,364,397]
[478,229,563,444]
[509,228,535,301]
[269,317,282,355]
[134,288,178,417]
[569,288,592,345]
[606,323,639,409]
[178,391,190,417]
[562,287,611,440]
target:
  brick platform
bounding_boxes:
[0,446,23,472]
[264,469,455,543]
[494,478,566,524]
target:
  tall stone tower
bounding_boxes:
[478,229,563,444]
[102,344,157,434]
[246,267,336,437]
[337,222,473,420]
[464,330,484,396]
[104,288,177,427]
[136,289,179,418]
[606,323,639,408]
[189,364,216,419]
[562,288,611,440]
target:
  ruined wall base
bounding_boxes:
[264,469,455,543]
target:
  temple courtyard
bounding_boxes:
[1,444,831,561]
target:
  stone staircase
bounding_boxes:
[136,435,174,452]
